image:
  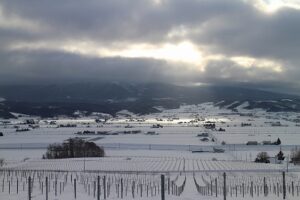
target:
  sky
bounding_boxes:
[0,0,300,93]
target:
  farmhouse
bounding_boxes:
[197,132,209,137]
[246,141,258,145]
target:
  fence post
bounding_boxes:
[263,177,267,196]
[251,181,253,197]
[94,180,96,198]
[242,183,245,197]
[46,177,48,200]
[97,176,100,200]
[74,178,77,199]
[28,176,31,200]
[121,178,123,199]
[283,172,286,199]
[103,176,106,199]
[132,181,135,198]
[55,178,57,196]
[223,172,227,200]
[292,181,294,196]
[168,177,170,195]
[215,178,218,197]
[211,180,213,196]
[161,174,165,200]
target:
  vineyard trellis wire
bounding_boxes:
[193,171,300,200]
[1,169,300,199]
[0,169,187,200]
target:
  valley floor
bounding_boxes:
[1,103,300,199]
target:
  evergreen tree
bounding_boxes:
[276,138,281,145]
[277,150,285,161]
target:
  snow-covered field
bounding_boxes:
[1,157,287,172]
[1,102,300,199]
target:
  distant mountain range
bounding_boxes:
[0,82,299,118]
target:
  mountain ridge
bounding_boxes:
[0,83,299,118]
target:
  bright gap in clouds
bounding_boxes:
[231,56,283,72]
[109,41,202,65]
[10,40,202,63]
[10,40,284,74]
[251,0,300,13]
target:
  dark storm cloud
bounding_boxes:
[193,5,300,60]
[0,0,300,93]
[0,49,194,84]
[0,49,284,89]
[0,0,248,43]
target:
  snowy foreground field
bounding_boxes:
[2,103,300,199]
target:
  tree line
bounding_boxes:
[43,138,105,159]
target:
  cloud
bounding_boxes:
[250,0,300,13]
[0,49,284,88]
[0,0,300,93]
